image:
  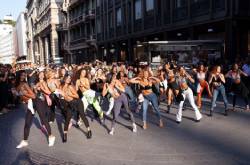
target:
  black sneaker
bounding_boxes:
[209,110,213,117]
[87,130,92,139]
[63,133,67,143]
[167,105,171,114]
[224,109,228,116]
[75,124,80,128]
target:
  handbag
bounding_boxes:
[176,91,184,103]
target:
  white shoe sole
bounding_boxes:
[16,143,28,149]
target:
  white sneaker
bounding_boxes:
[105,111,111,116]
[109,128,114,135]
[246,105,250,111]
[197,115,202,121]
[77,120,83,126]
[16,140,28,149]
[48,135,55,147]
[132,123,137,133]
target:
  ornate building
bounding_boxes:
[26,0,64,64]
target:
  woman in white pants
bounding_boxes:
[176,67,202,123]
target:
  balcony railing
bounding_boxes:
[85,9,95,20]
[69,10,95,26]
[70,37,86,46]
[86,34,96,42]
[56,24,68,31]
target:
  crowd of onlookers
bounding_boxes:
[1,58,250,116]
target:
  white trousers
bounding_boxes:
[27,99,35,114]
[176,87,202,122]
[106,97,114,114]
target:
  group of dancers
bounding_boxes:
[1,60,249,149]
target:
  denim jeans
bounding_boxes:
[125,86,136,102]
[142,92,162,122]
[211,85,228,111]
[111,93,135,128]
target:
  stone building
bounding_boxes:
[26,0,64,64]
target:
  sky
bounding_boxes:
[0,0,27,21]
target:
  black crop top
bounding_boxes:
[141,85,152,90]
[212,75,222,83]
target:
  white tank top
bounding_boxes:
[197,72,206,80]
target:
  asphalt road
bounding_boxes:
[0,97,250,165]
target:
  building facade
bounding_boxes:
[0,22,15,64]
[96,0,250,64]
[26,0,64,64]
[15,12,28,59]
[61,0,97,64]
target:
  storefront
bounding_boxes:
[139,40,224,66]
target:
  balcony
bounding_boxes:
[85,9,95,20]
[56,23,68,31]
[69,0,79,7]
[70,37,86,46]
[86,34,96,43]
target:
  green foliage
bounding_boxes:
[4,20,16,27]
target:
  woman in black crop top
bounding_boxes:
[208,66,228,116]
[225,64,249,111]
[130,69,163,130]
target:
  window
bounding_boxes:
[146,0,154,11]
[97,18,101,33]
[109,12,114,28]
[116,8,122,26]
[97,0,100,7]
[135,0,142,20]
[175,0,186,8]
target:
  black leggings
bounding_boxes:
[24,98,51,140]
[232,82,250,107]
[63,99,89,132]
[49,93,66,122]
[233,95,249,107]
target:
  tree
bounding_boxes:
[5,20,16,27]
[0,20,2,24]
